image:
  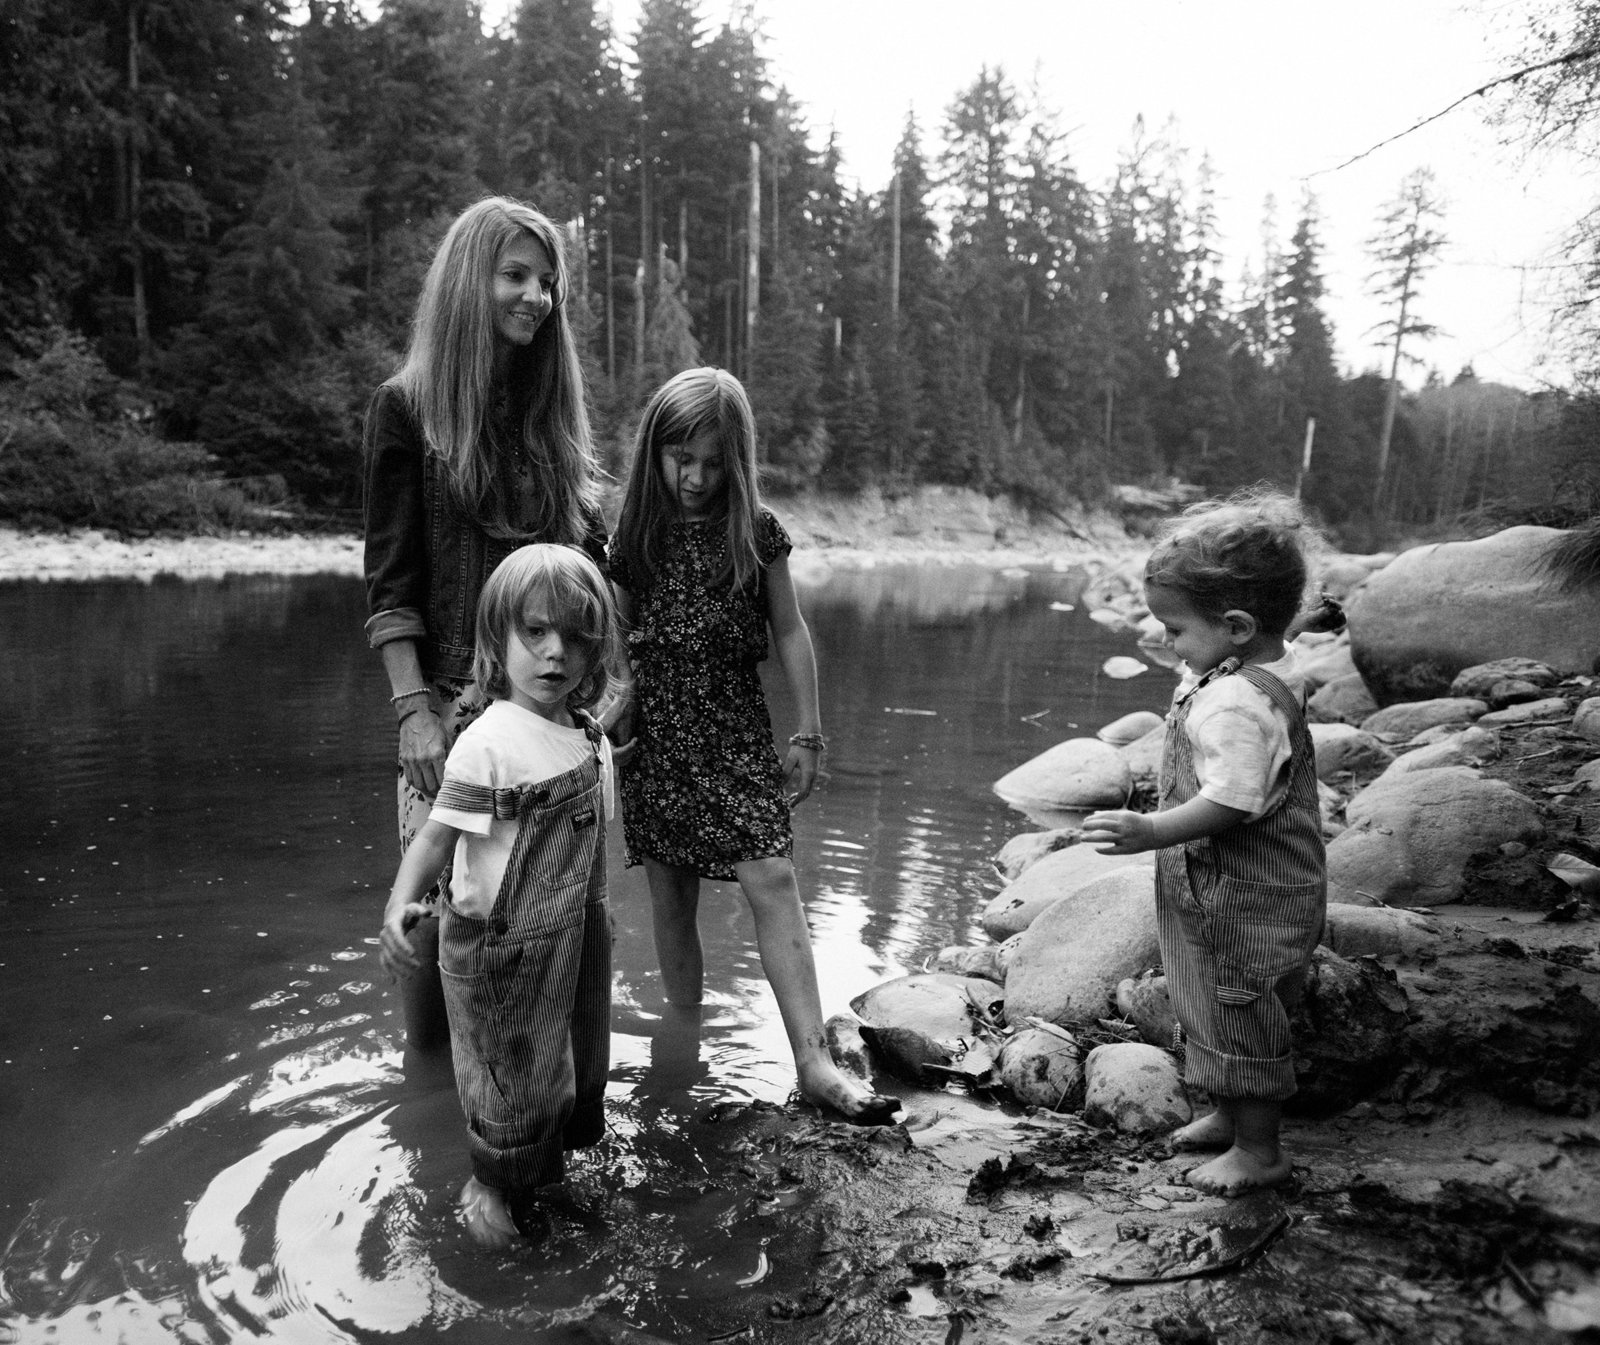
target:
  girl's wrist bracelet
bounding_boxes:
[390,687,431,706]
[789,732,826,752]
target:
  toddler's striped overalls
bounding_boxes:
[1155,660,1326,1103]
[438,716,611,1194]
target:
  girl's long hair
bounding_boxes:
[1143,486,1319,638]
[613,367,763,591]
[472,544,626,714]
[389,196,600,540]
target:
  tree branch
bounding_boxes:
[1309,41,1600,177]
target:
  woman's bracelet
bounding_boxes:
[789,732,826,753]
[390,687,431,706]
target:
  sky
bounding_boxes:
[558,0,1593,390]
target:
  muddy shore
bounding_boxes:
[6,499,1597,1343]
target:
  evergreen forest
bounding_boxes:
[3,0,1597,546]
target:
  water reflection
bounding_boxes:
[0,557,1171,1341]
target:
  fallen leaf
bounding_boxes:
[1547,853,1600,896]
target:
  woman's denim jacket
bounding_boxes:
[361,384,607,683]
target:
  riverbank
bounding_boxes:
[0,486,1137,582]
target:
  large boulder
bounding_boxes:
[1295,633,1360,688]
[1345,526,1600,704]
[992,827,1080,882]
[1097,709,1164,747]
[994,737,1132,811]
[1082,1042,1191,1134]
[1119,724,1166,792]
[1326,766,1545,908]
[1310,722,1395,783]
[1317,553,1393,599]
[1308,672,1380,725]
[1116,971,1177,1048]
[1321,904,1443,961]
[980,844,1154,940]
[1476,696,1571,728]
[1359,697,1486,740]
[1002,866,1160,1027]
[1449,657,1561,699]
[1375,725,1501,782]
[849,973,1005,1084]
[1575,698,1600,744]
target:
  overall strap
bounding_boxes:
[1227,662,1307,726]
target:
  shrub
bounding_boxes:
[0,332,256,533]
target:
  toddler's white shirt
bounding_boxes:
[1170,647,1307,821]
[429,699,615,919]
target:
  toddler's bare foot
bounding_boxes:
[1170,1110,1234,1152]
[460,1177,519,1249]
[798,1059,901,1126]
[1184,1144,1293,1196]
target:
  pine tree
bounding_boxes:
[1366,167,1447,514]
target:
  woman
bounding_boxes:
[363,196,607,1050]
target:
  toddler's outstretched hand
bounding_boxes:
[380,901,430,978]
[1081,809,1155,855]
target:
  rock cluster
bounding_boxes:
[831,527,1600,1137]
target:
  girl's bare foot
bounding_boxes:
[798,1059,901,1125]
[1170,1110,1234,1152]
[1185,1144,1293,1196]
[459,1177,519,1249]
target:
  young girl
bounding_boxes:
[380,544,624,1249]
[608,367,899,1127]
[363,196,608,1052]
[1081,489,1329,1197]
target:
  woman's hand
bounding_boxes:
[399,708,449,798]
[784,742,820,808]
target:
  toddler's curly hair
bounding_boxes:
[1143,487,1321,638]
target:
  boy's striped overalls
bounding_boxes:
[438,717,610,1193]
[1155,660,1327,1103]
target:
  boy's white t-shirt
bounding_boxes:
[1169,647,1307,822]
[429,699,615,919]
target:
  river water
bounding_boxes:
[0,556,1170,1343]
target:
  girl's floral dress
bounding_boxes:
[609,510,792,880]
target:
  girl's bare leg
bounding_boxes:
[643,858,705,1006]
[735,857,900,1125]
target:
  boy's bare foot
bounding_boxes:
[1170,1110,1234,1152]
[798,1059,901,1126]
[459,1178,519,1249]
[1184,1144,1293,1196]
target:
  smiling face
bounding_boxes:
[502,594,590,724]
[1143,582,1240,677]
[660,430,727,521]
[492,233,555,353]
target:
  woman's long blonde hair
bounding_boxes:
[613,367,764,591]
[390,196,600,539]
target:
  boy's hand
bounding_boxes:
[1081,809,1156,855]
[380,901,431,977]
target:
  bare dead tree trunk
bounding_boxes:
[127,0,150,381]
[744,139,760,381]
[604,150,615,386]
